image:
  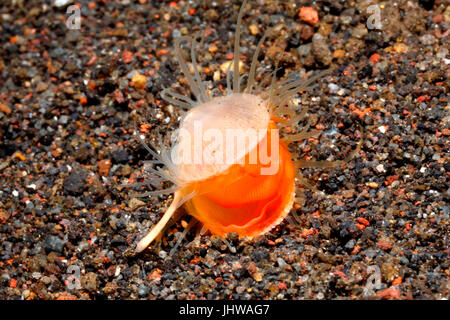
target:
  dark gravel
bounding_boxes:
[0,0,448,300]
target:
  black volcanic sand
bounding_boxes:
[0,0,448,300]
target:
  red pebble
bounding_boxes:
[356,217,370,226]
[122,50,134,64]
[432,14,443,24]
[377,238,393,251]
[10,279,17,288]
[377,287,401,299]
[225,52,234,60]
[370,53,381,64]
[298,7,319,25]
[278,282,288,290]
